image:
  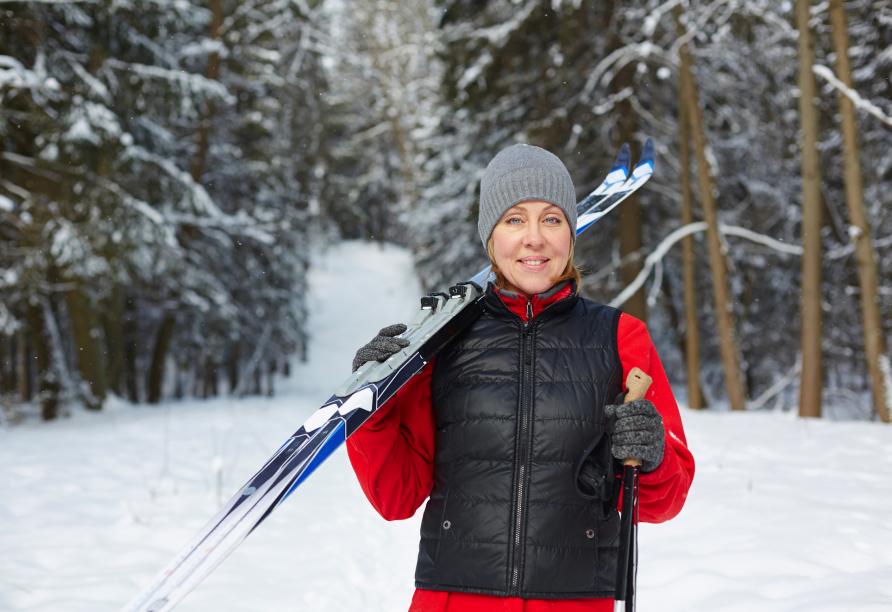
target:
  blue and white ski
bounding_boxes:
[123,140,655,612]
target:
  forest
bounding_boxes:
[1,0,890,422]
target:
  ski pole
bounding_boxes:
[614,367,652,612]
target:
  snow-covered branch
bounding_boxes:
[748,358,801,411]
[610,222,705,308]
[451,2,539,94]
[92,175,175,244]
[721,224,804,256]
[643,0,685,37]
[67,58,111,103]
[0,54,61,94]
[813,64,892,128]
[102,59,235,105]
[168,213,275,245]
[581,42,675,103]
[609,222,804,308]
[124,145,222,217]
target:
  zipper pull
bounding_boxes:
[526,299,533,323]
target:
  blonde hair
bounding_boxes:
[486,237,581,293]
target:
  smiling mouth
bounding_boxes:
[519,258,549,268]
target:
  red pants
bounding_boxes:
[409,589,613,611]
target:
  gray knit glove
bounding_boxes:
[604,399,665,472]
[351,324,410,372]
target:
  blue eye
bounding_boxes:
[505,217,523,225]
[544,216,561,225]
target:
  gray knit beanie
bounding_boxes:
[478,143,577,247]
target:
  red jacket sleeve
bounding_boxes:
[346,360,436,521]
[616,313,695,523]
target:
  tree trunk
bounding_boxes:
[147,0,223,405]
[228,343,240,394]
[17,328,31,402]
[676,7,747,411]
[101,285,125,397]
[267,360,276,397]
[828,0,890,423]
[146,315,175,404]
[122,295,139,403]
[190,0,223,182]
[65,287,107,409]
[203,356,218,398]
[675,31,706,410]
[795,0,824,418]
[614,37,646,321]
[0,334,10,395]
[253,363,262,396]
[173,359,185,399]
[192,363,202,398]
[26,302,59,420]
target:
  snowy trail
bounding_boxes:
[2,240,892,612]
[1,241,425,612]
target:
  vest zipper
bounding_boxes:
[510,319,534,593]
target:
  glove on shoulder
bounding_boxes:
[604,398,665,472]
[352,323,410,372]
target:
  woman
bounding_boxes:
[347,144,695,611]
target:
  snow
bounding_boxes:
[0,55,39,91]
[2,240,892,612]
[0,302,19,335]
[65,117,100,145]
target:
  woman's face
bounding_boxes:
[490,200,572,296]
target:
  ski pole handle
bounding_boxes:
[621,367,653,468]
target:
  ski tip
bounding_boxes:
[639,138,655,169]
[614,142,632,174]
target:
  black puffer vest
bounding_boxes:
[415,283,623,598]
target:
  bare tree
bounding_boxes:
[609,13,646,321]
[147,0,222,404]
[675,6,705,410]
[827,0,890,422]
[65,287,107,409]
[795,0,824,418]
[675,6,747,410]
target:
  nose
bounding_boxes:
[522,220,545,248]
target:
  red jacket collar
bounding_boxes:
[494,281,575,323]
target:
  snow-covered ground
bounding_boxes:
[2,241,891,612]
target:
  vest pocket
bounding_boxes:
[573,428,614,517]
